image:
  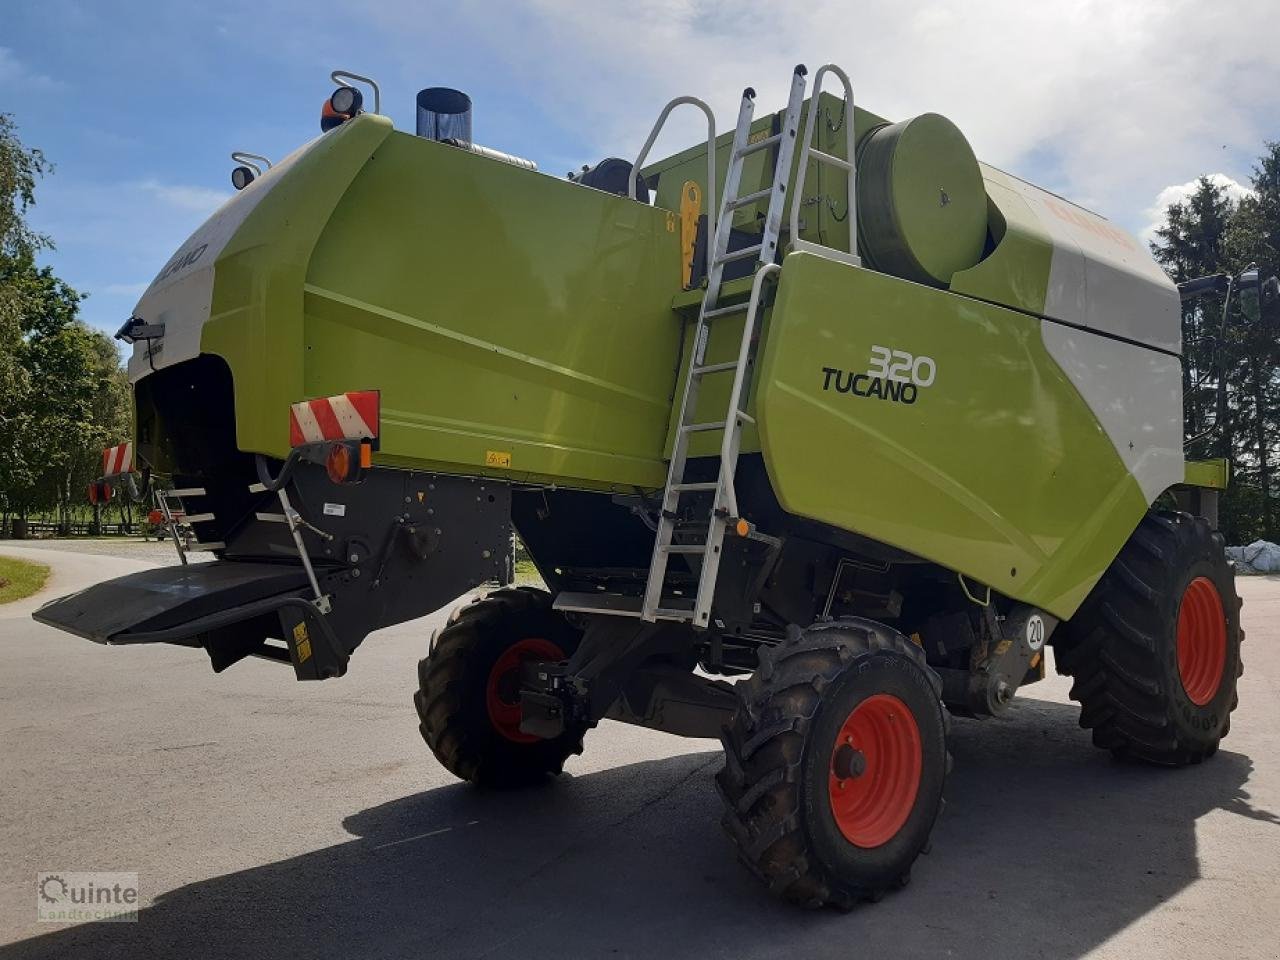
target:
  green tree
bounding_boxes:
[1151,150,1280,544]
[1224,143,1280,538]
[0,114,132,535]
[0,114,50,406]
[1150,177,1239,457]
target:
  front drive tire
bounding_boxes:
[414,587,586,787]
[1055,510,1243,765]
[717,620,950,909]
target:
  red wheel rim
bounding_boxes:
[485,638,565,743]
[828,693,923,848]
[1176,576,1227,706]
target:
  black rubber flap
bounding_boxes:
[32,562,312,644]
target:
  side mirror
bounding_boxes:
[1240,265,1261,322]
[1239,263,1280,323]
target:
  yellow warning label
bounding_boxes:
[485,450,512,469]
[293,621,312,664]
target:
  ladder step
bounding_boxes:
[181,513,216,524]
[682,420,726,434]
[662,544,707,555]
[655,608,695,621]
[248,482,268,493]
[553,591,694,621]
[736,133,782,157]
[671,482,718,492]
[726,187,772,210]
[681,412,754,433]
[703,303,749,319]
[256,512,287,523]
[164,487,206,498]
[715,243,763,266]
[691,361,738,376]
[808,148,853,171]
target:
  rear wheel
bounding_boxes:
[717,620,950,908]
[1055,510,1243,765]
[415,587,585,787]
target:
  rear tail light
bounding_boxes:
[324,440,369,485]
[87,481,113,505]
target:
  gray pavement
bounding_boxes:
[1,540,1277,959]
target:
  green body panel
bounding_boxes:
[202,116,397,461]
[1184,458,1230,489]
[203,116,684,490]
[949,164,1054,315]
[755,252,1150,619]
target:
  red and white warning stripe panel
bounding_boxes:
[288,390,380,447]
[101,441,133,477]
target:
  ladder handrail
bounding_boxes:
[715,262,778,521]
[789,63,859,264]
[628,96,717,282]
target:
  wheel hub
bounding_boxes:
[1176,576,1227,706]
[485,637,565,744]
[828,693,923,848]
[831,743,867,780]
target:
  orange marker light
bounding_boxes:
[359,440,372,469]
[325,442,353,484]
[735,518,751,537]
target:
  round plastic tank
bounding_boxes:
[416,88,473,143]
[856,113,988,287]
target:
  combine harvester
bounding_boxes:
[38,65,1251,907]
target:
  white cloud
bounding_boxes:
[136,179,229,216]
[0,45,67,91]
[1140,173,1254,245]
[367,0,1278,234]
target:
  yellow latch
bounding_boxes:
[680,180,702,289]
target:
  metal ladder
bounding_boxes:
[638,66,809,627]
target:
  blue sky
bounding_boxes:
[5,0,1277,338]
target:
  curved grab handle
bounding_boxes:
[230,151,272,176]
[330,69,382,116]
[255,450,304,493]
[790,63,858,262]
[628,96,716,283]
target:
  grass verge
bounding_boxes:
[0,555,51,604]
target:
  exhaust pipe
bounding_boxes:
[416,87,472,142]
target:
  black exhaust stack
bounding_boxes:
[416,87,472,142]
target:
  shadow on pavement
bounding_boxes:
[4,697,1274,960]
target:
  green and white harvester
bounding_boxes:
[37,64,1252,907]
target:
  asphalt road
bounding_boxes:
[1,541,1278,959]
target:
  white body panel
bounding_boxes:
[1041,320,1184,502]
[126,138,320,383]
[1006,176,1182,354]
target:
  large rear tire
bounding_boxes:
[415,587,586,787]
[1055,510,1243,765]
[717,620,950,909]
